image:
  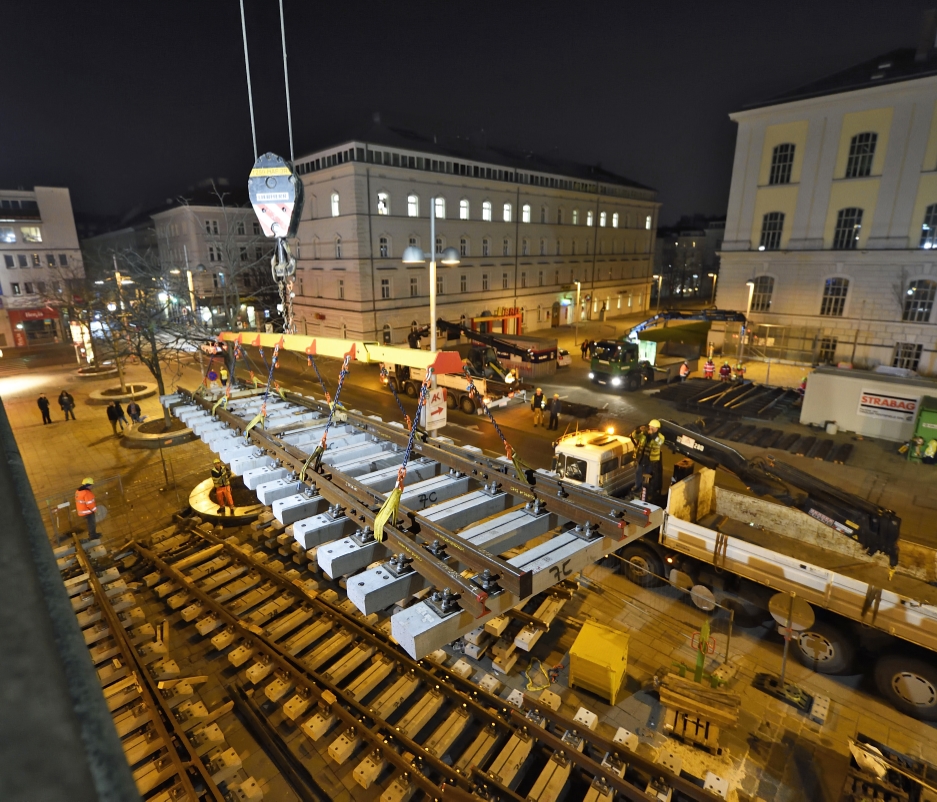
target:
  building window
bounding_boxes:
[612,213,619,228]
[434,197,446,219]
[240,247,248,261]
[502,272,509,290]
[24,282,33,294]
[379,237,389,258]
[380,278,391,299]
[253,221,261,235]
[335,237,342,258]
[3,255,12,268]
[571,241,576,256]
[437,276,444,295]
[586,211,594,227]
[482,201,492,221]
[338,279,344,299]
[482,238,490,257]
[522,239,530,256]
[18,254,26,267]
[832,207,863,250]
[769,143,795,185]
[539,238,546,256]
[435,237,443,254]
[893,342,923,371]
[45,253,55,267]
[540,206,547,224]
[11,282,20,295]
[557,209,563,225]
[409,236,417,247]
[410,277,419,297]
[646,215,652,230]
[522,204,531,223]
[902,279,937,322]
[750,275,774,312]
[0,227,15,243]
[503,203,512,223]
[460,199,470,220]
[555,240,561,255]
[331,192,340,217]
[759,212,784,251]
[599,211,607,227]
[58,254,67,266]
[817,337,837,364]
[502,238,510,256]
[460,274,467,293]
[555,270,560,284]
[21,226,41,242]
[572,209,579,225]
[845,132,877,178]
[377,192,389,215]
[36,281,46,294]
[408,194,419,217]
[383,324,392,344]
[820,277,849,317]
[920,204,937,249]
[482,273,489,291]
[460,237,468,257]
[255,246,264,261]
[520,271,527,288]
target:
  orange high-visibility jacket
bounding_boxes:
[76,487,97,517]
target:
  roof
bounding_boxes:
[300,119,655,193]
[746,47,937,109]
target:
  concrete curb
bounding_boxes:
[120,422,195,450]
[87,383,159,405]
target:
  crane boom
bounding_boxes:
[626,309,747,341]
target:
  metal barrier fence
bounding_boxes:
[581,559,735,670]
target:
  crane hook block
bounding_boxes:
[248,152,304,239]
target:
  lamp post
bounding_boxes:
[708,272,718,306]
[738,280,755,364]
[573,280,581,345]
[653,274,663,313]
[402,196,460,351]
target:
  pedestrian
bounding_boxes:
[211,458,235,515]
[580,340,588,360]
[531,387,546,427]
[588,341,597,358]
[703,358,715,379]
[37,393,52,424]
[719,361,732,382]
[631,419,665,501]
[127,400,143,425]
[679,361,690,382]
[106,401,124,436]
[220,366,229,386]
[114,401,129,428]
[548,393,562,431]
[59,390,76,420]
[75,477,97,538]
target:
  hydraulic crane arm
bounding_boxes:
[435,319,533,359]
[217,331,465,375]
[626,309,747,341]
[658,419,901,567]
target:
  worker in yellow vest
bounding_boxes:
[631,419,665,501]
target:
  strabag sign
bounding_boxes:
[857,389,920,422]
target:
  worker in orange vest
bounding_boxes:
[703,358,715,379]
[75,477,97,537]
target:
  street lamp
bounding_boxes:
[573,280,581,344]
[738,280,755,364]
[401,196,460,351]
[652,274,663,313]
[708,272,718,306]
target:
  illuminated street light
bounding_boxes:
[708,272,718,305]
[652,274,663,313]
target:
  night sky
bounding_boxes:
[1,1,932,224]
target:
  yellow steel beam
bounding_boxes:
[218,331,464,374]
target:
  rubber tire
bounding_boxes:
[459,395,476,414]
[618,543,664,588]
[387,378,398,393]
[794,619,857,675]
[446,392,458,409]
[403,382,418,398]
[874,652,937,720]
[625,371,642,391]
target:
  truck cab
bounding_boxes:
[550,430,637,497]
[589,340,647,390]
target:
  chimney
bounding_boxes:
[915,8,937,63]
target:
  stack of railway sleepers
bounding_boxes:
[696,418,853,465]
[657,380,799,421]
[658,673,740,753]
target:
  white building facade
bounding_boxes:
[719,48,937,374]
[290,135,659,343]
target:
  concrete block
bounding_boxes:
[230,452,275,475]
[478,673,502,695]
[347,562,426,615]
[289,510,356,549]
[420,488,509,530]
[318,536,386,579]
[241,465,289,491]
[538,690,562,711]
[357,458,438,492]
[273,493,326,526]
[398,474,470,510]
[301,710,337,742]
[573,707,598,731]
[256,478,303,505]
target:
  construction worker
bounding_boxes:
[548,393,562,431]
[719,361,732,382]
[211,458,235,515]
[703,358,715,380]
[631,419,665,501]
[797,376,807,397]
[734,362,746,381]
[679,361,690,382]
[220,366,229,386]
[75,478,97,537]
[531,387,546,427]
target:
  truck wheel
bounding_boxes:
[446,393,457,409]
[795,619,856,675]
[403,382,418,398]
[874,652,937,720]
[460,396,476,414]
[618,544,664,587]
[387,378,398,393]
[625,372,642,391]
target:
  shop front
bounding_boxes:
[9,307,62,347]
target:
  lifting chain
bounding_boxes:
[299,353,351,481]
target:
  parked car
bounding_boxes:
[557,348,572,368]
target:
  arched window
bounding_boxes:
[833,208,863,250]
[460,198,470,220]
[434,197,446,219]
[920,204,937,249]
[330,191,340,217]
[482,200,492,221]
[522,239,530,256]
[555,240,561,255]
[612,212,619,228]
[379,236,389,258]
[502,238,510,256]
[503,203,513,223]
[377,192,389,215]
[382,324,392,344]
[645,215,652,230]
[482,237,490,257]
[903,279,937,322]
[557,208,564,225]
[599,211,607,227]
[522,205,531,223]
[335,236,342,258]
[759,212,784,251]
[540,206,547,224]
[407,194,419,217]
[539,238,546,256]
[846,132,877,178]
[586,210,594,226]
[460,237,468,257]
[769,143,795,185]
[750,275,774,312]
[820,277,849,317]
[572,209,579,225]
[435,236,443,254]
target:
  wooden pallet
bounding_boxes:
[662,707,722,754]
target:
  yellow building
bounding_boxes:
[720,31,937,374]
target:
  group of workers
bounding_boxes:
[701,358,745,381]
[530,388,563,430]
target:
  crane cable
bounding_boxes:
[238,0,257,161]
[299,354,352,481]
